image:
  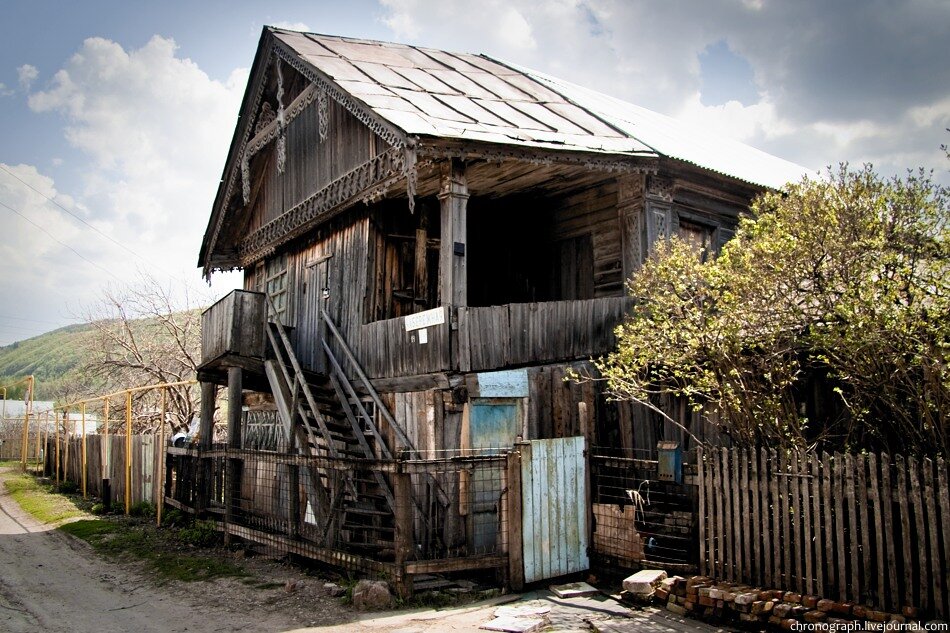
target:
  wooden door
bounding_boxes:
[301,257,331,372]
[468,398,521,552]
[521,437,589,583]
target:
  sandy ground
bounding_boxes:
[0,467,727,633]
[0,467,358,632]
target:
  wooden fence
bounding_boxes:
[698,447,950,619]
[49,435,164,507]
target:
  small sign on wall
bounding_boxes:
[417,328,428,344]
[477,369,529,398]
[404,307,445,332]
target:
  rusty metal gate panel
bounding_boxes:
[521,437,589,583]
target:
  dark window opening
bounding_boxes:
[367,198,441,322]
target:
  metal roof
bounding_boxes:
[272,29,811,190]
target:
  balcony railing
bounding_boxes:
[200,290,267,367]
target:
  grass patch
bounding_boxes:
[0,468,247,585]
[60,517,247,583]
[3,472,85,524]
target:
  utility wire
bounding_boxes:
[0,164,169,273]
[0,199,122,282]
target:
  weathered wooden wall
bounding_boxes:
[700,448,950,619]
[246,98,385,235]
[53,435,162,506]
[549,180,622,297]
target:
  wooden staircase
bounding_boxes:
[263,311,396,556]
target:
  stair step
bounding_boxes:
[344,506,391,517]
[343,524,395,534]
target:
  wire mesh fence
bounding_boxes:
[165,445,511,585]
[590,446,697,573]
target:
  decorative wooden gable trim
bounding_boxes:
[204,37,413,277]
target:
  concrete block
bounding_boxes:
[666,602,686,616]
[784,592,802,604]
[803,595,820,609]
[817,599,836,612]
[773,603,794,618]
[804,610,827,623]
[735,592,759,605]
[622,570,667,595]
[852,605,867,619]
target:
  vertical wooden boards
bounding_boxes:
[880,454,899,610]
[895,454,913,608]
[741,450,751,583]
[779,450,790,589]
[938,458,950,621]
[856,454,870,604]
[770,449,782,587]
[698,447,707,576]
[761,448,773,588]
[810,453,823,598]
[802,452,814,596]
[909,459,928,611]
[520,437,587,584]
[845,453,859,603]
[714,448,724,580]
[924,459,942,618]
[722,448,735,581]
[868,452,885,610]
[833,453,848,602]
[751,448,762,586]
[792,452,804,593]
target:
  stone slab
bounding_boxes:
[480,616,545,633]
[623,570,668,594]
[550,582,600,598]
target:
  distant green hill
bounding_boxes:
[0,323,94,400]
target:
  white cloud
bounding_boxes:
[2,35,246,342]
[377,0,950,181]
[17,64,38,89]
[0,82,12,97]
[270,21,312,32]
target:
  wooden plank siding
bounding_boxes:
[699,448,950,620]
[245,97,385,236]
[54,435,163,507]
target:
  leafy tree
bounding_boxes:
[596,164,950,454]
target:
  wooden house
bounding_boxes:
[190,27,807,587]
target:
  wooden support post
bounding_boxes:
[197,381,216,513]
[393,462,413,600]
[438,158,468,308]
[617,174,645,283]
[226,368,243,541]
[507,446,525,591]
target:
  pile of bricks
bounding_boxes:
[651,575,923,629]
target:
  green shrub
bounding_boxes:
[90,503,107,515]
[178,520,219,547]
[128,501,155,517]
[57,480,79,494]
[161,508,188,528]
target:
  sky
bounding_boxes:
[0,0,948,346]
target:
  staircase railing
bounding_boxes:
[321,308,450,507]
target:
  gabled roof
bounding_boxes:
[201,27,811,272]
[271,28,809,190]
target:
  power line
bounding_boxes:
[0,199,122,282]
[0,314,73,326]
[0,164,169,273]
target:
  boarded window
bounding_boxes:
[257,253,292,325]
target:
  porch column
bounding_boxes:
[197,381,216,513]
[437,158,468,307]
[225,368,243,539]
[617,174,645,283]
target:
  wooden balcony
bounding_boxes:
[353,297,634,380]
[199,290,267,377]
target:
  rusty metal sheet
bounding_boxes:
[471,98,552,131]
[350,61,421,90]
[506,101,590,135]
[433,94,513,127]
[521,437,588,583]
[299,54,370,83]
[390,88,476,123]
[390,67,459,95]
[428,69,499,100]
[316,38,417,67]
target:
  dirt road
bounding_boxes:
[0,469,310,633]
